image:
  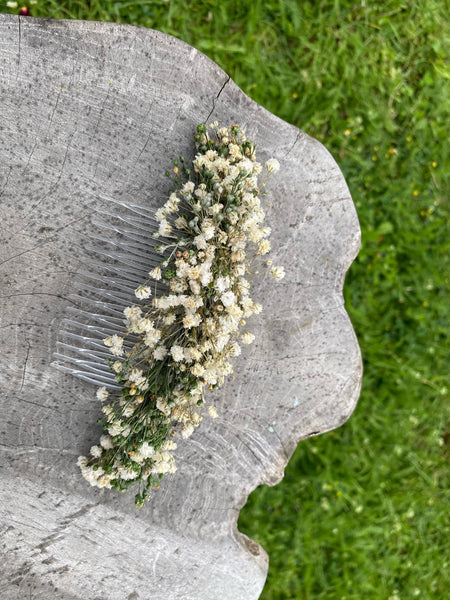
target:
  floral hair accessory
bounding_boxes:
[78,123,284,506]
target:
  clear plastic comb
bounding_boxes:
[51,196,163,389]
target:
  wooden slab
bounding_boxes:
[0,15,362,600]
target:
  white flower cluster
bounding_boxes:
[78,123,283,506]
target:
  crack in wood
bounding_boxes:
[205,75,231,123]
[0,292,79,308]
[0,213,91,267]
[47,88,62,128]
[20,341,31,392]
[284,129,302,158]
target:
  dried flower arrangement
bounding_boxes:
[78,123,284,506]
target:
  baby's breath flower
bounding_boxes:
[124,305,141,321]
[183,313,202,329]
[149,266,162,280]
[153,346,167,360]
[163,313,176,325]
[108,421,123,437]
[221,290,237,307]
[171,345,185,362]
[90,445,103,458]
[135,285,152,300]
[191,363,206,377]
[103,334,124,356]
[241,332,255,345]
[257,239,271,255]
[208,406,218,418]
[100,435,114,450]
[270,266,285,280]
[194,233,208,250]
[265,158,280,173]
[182,424,195,439]
[158,220,172,236]
[96,387,109,401]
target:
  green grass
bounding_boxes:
[4,1,449,598]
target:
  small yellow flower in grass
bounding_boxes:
[413,190,419,196]
[431,161,437,168]
[344,129,351,136]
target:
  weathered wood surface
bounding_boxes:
[0,15,362,600]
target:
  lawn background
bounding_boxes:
[3,1,448,599]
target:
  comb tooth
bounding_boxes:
[90,216,157,243]
[52,360,121,389]
[74,271,169,300]
[85,230,160,256]
[95,211,178,241]
[75,271,140,296]
[95,210,155,232]
[53,352,113,373]
[67,285,133,307]
[96,194,159,221]
[78,256,151,283]
[57,335,115,353]
[95,203,158,225]
[59,319,137,347]
[66,299,128,319]
[91,224,165,250]
[80,256,149,281]
[59,318,135,341]
[83,244,160,272]
[52,347,118,388]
